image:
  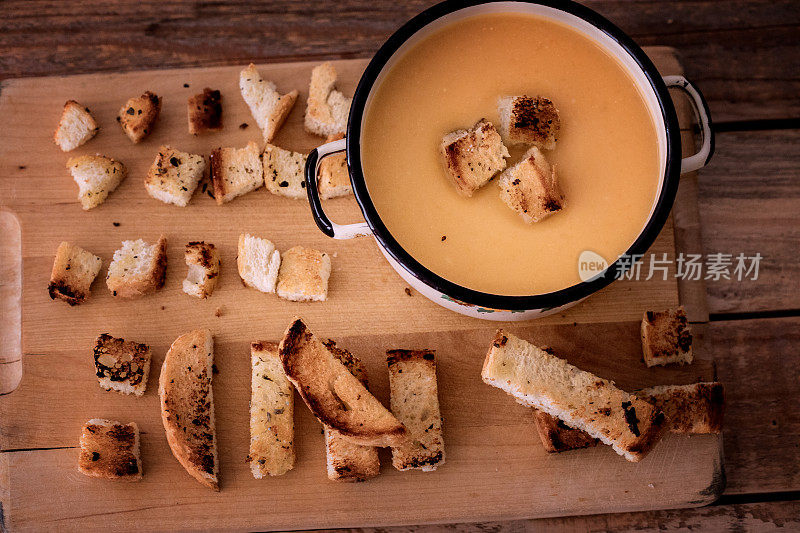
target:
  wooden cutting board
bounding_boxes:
[0,48,721,531]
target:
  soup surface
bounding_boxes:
[361,13,661,296]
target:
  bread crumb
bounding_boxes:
[404,287,413,296]
[239,122,248,129]
[215,307,223,317]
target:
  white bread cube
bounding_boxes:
[263,144,307,199]
[641,307,693,367]
[237,233,281,294]
[118,91,161,143]
[276,246,331,302]
[93,334,152,397]
[498,146,563,223]
[183,241,220,299]
[319,133,352,199]
[54,100,99,152]
[145,146,207,207]
[210,141,263,204]
[240,64,298,142]
[106,236,168,299]
[440,120,509,196]
[188,88,222,135]
[66,155,127,210]
[498,95,561,149]
[47,241,103,305]
[304,62,351,137]
[78,419,142,481]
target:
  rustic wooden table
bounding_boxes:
[1,1,798,530]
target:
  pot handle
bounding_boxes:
[663,75,715,173]
[305,137,372,239]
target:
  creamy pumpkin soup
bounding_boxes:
[361,13,661,296]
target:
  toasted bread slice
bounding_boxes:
[387,350,445,471]
[440,119,509,197]
[188,88,223,135]
[159,329,218,490]
[210,141,263,204]
[641,307,693,367]
[54,100,99,152]
[482,331,666,462]
[532,409,598,453]
[66,154,127,210]
[497,96,561,149]
[78,419,142,481]
[240,64,298,142]
[183,241,220,299]
[319,133,352,199]
[145,146,207,207]
[638,382,724,434]
[249,341,295,478]
[276,246,331,302]
[324,340,380,482]
[106,236,167,299]
[263,144,308,199]
[304,62,351,136]
[93,334,152,397]
[498,146,563,224]
[279,318,407,447]
[118,91,161,143]
[237,233,281,293]
[48,241,103,305]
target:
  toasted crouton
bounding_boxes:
[48,242,103,305]
[638,382,724,434]
[279,318,408,447]
[276,246,331,302]
[319,133,352,199]
[66,155,127,210]
[304,62,351,137]
[78,419,142,481]
[498,146,563,223]
[210,141,263,204]
[183,241,220,299]
[159,329,218,490]
[106,236,167,299]
[237,233,281,294]
[532,409,598,453]
[54,100,99,152]
[118,91,161,143]
[145,146,207,207]
[641,307,693,367]
[240,64,298,142]
[387,350,445,471]
[324,340,380,482]
[249,341,295,478]
[498,96,561,149]
[93,334,152,397]
[440,120,509,196]
[188,88,223,135]
[263,144,308,199]
[482,331,666,462]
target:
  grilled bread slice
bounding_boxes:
[498,146,563,224]
[637,382,724,434]
[237,233,281,293]
[641,307,693,367]
[482,331,666,462]
[159,329,219,490]
[210,141,264,204]
[66,155,127,210]
[145,146,207,207]
[249,341,295,478]
[304,62,351,136]
[240,64,298,142]
[532,409,599,453]
[279,317,407,447]
[93,334,152,397]
[319,133,352,199]
[183,241,220,299]
[276,246,331,302]
[387,350,445,471]
[440,119,509,197]
[78,419,142,481]
[54,100,99,152]
[188,88,223,135]
[48,241,103,305]
[497,95,561,149]
[106,236,167,299]
[262,144,308,199]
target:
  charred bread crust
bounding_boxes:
[209,148,225,203]
[93,334,151,394]
[152,236,169,291]
[188,88,223,134]
[386,349,436,367]
[78,420,141,480]
[621,403,667,459]
[532,409,598,453]
[48,280,85,305]
[502,96,560,148]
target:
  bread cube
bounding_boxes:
[237,233,281,293]
[188,88,222,135]
[47,241,103,305]
[276,246,331,302]
[498,95,561,149]
[210,141,263,204]
[263,144,307,199]
[183,241,220,299]
[641,306,693,367]
[304,62,351,137]
[145,146,207,207]
[532,409,598,453]
[54,100,99,152]
[66,155,127,210]
[319,133,352,199]
[78,419,142,481]
[93,334,152,396]
[106,236,167,299]
[118,91,161,143]
[240,64,298,142]
[440,119,509,196]
[498,146,563,223]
